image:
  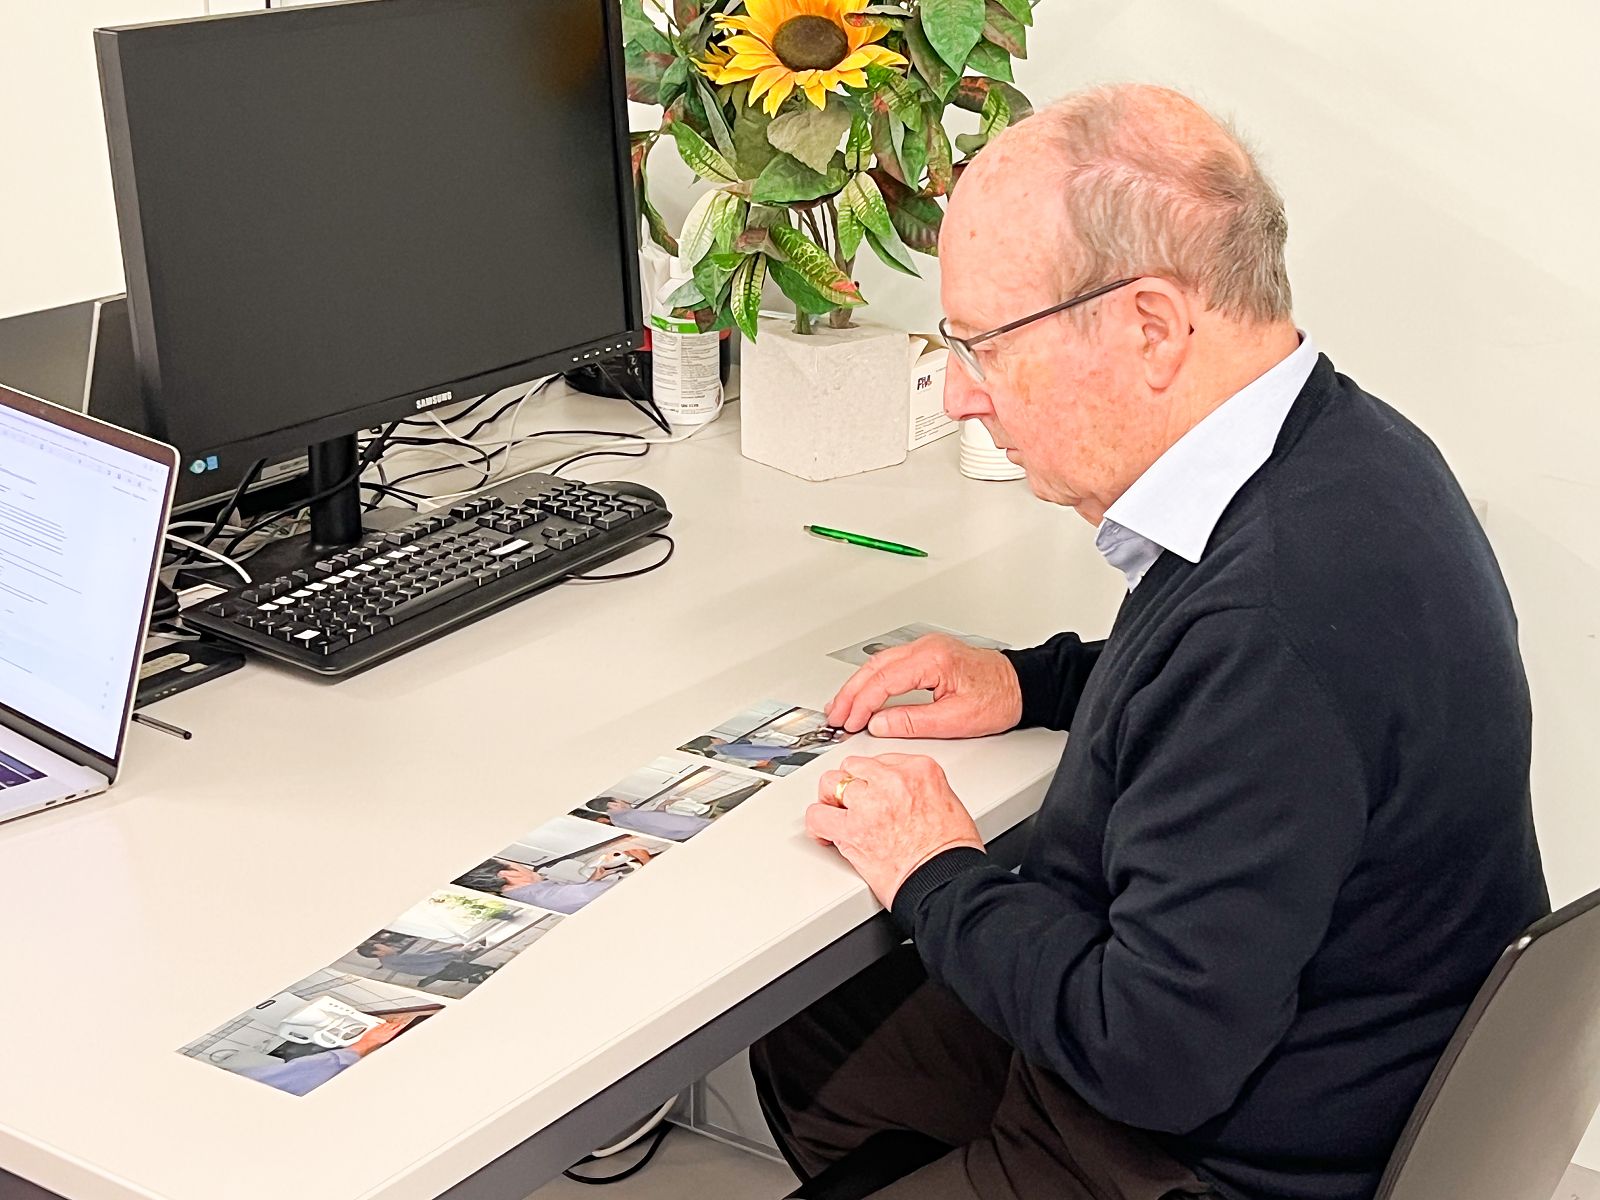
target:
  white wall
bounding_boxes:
[4,0,1597,1167]
[0,1,212,317]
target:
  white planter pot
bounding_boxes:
[738,316,909,482]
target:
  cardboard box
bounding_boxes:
[908,332,956,451]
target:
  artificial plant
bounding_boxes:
[625,0,1035,337]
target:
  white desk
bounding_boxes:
[0,397,1124,1200]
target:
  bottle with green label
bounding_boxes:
[649,261,723,427]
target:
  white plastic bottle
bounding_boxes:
[649,260,723,427]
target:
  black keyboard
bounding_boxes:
[186,473,671,676]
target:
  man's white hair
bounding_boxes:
[1025,84,1293,324]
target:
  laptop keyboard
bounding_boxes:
[0,750,47,789]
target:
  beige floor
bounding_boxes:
[528,1127,797,1199]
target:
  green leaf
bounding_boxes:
[768,224,865,305]
[674,0,705,29]
[877,73,925,130]
[845,110,872,171]
[769,259,838,315]
[919,0,986,72]
[692,251,738,312]
[842,172,893,243]
[981,0,1027,58]
[660,58,692,109]
[745,203,787,230]
[870,107,905,184]
[713,193,747,254]
[904,19,959,101]
[926,117,954,195]
[842,172,918,274]
[730,254,767,340]
[993,0,1032,26]
[695,75,737,159]
[869,168,943,254]
[625,46,677,106]
[950,76,1032,121]
[751,150,847,204]
[670,120,740,183]
[964,38,1014,82]
[979,85,1010,139]
[836,203,865,259]
[897,112,928,188]
[863,225,920,276]
[734,227,781,257]
[677,188,722,267]
[954,130,987,155]
[620,0,673,54]
[631,134,681,255]
[766,98,853,175]
[664,277,707,309]
[678,188,742,267]
[732,103,780,177]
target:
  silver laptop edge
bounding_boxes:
[0,384,178,824]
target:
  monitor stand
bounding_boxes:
[202,433,372,590]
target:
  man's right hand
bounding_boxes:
[826,635,1023,739]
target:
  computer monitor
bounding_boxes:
[0,295,310,514]
[95,0,641,554]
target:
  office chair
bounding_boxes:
[787,886,1600,1200]
[1376,884,1600,1200]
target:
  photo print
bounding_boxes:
[679,700,850,778]
[570,756,768,841]
[453,814,674,915]
[332,886,564,999]
[829,622,1010,667]
[179,970,444,1096]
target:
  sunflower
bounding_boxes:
[704,0,908,116]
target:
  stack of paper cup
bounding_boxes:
[959,418,1026,481]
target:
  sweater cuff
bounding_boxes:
[1000,647,1055,730]
[890,846,990,933]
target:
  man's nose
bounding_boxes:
[943,364,995,422]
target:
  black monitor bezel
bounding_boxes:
[94,0,643,470]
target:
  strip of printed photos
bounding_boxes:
[179,625,1006,1095]
[179,700,852,1095]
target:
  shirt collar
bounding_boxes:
[1095,333,1318,587]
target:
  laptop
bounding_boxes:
[0,384,177,824]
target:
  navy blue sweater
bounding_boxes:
[892,357,1548,1200]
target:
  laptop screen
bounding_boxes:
[0,387,175,764]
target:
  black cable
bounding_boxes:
[171,457,267,563]
[459,376,558,441]
[561,1123,672,1186]
[550,440,650,476]
[360,482,422,509]
[220,422,400,556]
[566,533,674,581]
[380,428,645,492]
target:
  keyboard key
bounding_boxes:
[383,575,479,624]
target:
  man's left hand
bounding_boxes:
[809,754,985,909]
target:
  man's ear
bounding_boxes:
[1132,282,1194,390]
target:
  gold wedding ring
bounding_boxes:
[833,773,856,804]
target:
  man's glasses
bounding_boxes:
[938,277,1138,382]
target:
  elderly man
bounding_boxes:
[750,85,1548,1200]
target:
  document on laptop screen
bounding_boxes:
[0,404,169,758]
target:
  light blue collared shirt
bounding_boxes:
[1095,334,1319,590]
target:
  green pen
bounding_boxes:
[804,524,929,558]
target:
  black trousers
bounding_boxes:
[750,945,1212,1200]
